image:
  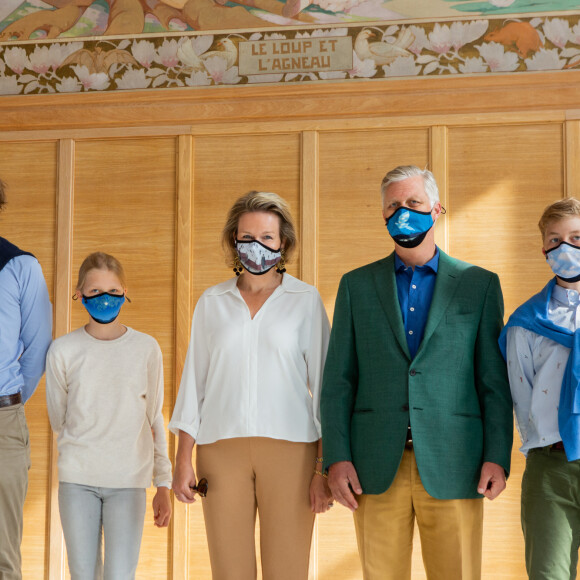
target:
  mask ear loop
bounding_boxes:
[72,293,131,303]
[440,206,447,215]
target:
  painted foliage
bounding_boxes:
[0,0,579,39]
[0,15,578,95]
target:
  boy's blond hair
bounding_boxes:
[538,197,580,238]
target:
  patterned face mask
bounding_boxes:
[385,207,434,248]
[545,242,580,282]
[82,293,125,324]
[235,240,281,275]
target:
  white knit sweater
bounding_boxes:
[46,326,172,488]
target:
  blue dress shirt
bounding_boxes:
[0,255,52,402]
[395,248,439,359]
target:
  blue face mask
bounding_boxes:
[545,242,580,282]
[82,293,125,324]
[385,207,434,248]
[236,240,282,275]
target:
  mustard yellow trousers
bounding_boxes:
[353,447,483,580]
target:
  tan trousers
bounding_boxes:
[196,437,317,580]
[0,404,30,580]
[354,447,483,580]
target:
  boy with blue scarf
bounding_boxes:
[499,197,580,580]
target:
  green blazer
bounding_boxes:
[320,251,513,499]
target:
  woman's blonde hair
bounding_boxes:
[221,191,297,266]
[76,252,127,292]
[538,197,580,238]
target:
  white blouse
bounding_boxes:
[169,274,330,445]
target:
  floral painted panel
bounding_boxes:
[0,0,579,39]
[0,15,578,95]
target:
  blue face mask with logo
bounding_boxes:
[385,207,434,248]
[545,242,580,282]
[82,293,126,324]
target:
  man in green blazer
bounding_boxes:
[320,165,513,580]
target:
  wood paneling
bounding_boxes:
[0,71,579,132]
[318,128,430,315]
[449,123,565,578]
[1,70,577,579]
[72,137,177,579]
[0,141,57,580]
[448,123,564,318]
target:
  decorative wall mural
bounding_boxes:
[0,0,579,38]
[0,15,578,95]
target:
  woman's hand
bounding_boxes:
[172,459,198,504]
[152,487,172,527]
[310,472,334,513]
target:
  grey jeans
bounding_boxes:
[58,482,146,580]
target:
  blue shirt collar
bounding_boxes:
[395,247,440,273]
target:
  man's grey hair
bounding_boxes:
[380,165,439,208]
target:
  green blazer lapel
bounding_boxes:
[372,253,411,360]
[416,251,461,357]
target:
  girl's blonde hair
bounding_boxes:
[221,191,297,266]
[76,252,127,292]
[538,197,580,238]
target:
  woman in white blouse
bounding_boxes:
[170,191,332,580]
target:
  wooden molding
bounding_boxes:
[301,131,319,286]
[0,71,578,133]
[172,134,194,579]
[47,138,75,580]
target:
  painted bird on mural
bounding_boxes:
[178,38,238,72]
[60,46,140,74]
[354,28,414,65]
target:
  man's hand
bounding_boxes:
[327,461,362,512]
[477,461,506,500]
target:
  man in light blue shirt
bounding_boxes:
[500,197,580,580]
[0,179,52,580]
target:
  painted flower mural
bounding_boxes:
[0,14,578,95]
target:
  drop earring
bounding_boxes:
[233,255,243,276]
[276,250,286,274]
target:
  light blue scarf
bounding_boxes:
[498,278,580,462]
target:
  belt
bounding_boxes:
[405,426,413,449]
[0,392,22,408]
[551,441,565,451]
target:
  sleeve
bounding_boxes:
[45,344,68,434]
[506,326,534,447]
[474,273,514,475]
[168,294,210,440]
[305,289,331,438]
[320,275,359,470]
[17,257,53,403]
[147,341,173,488]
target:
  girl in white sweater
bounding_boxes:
[46,252,172,580]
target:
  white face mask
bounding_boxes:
[545,242,580,282]
[235,240,281,275]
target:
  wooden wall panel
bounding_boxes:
[0,141,57,579]
[318,128,430,315]
[317,128,430,580]
[72,138,177,579]
[190,132,302,579]
[448,123,565,579]
[192,133,302,302]
[0,97,575,579]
